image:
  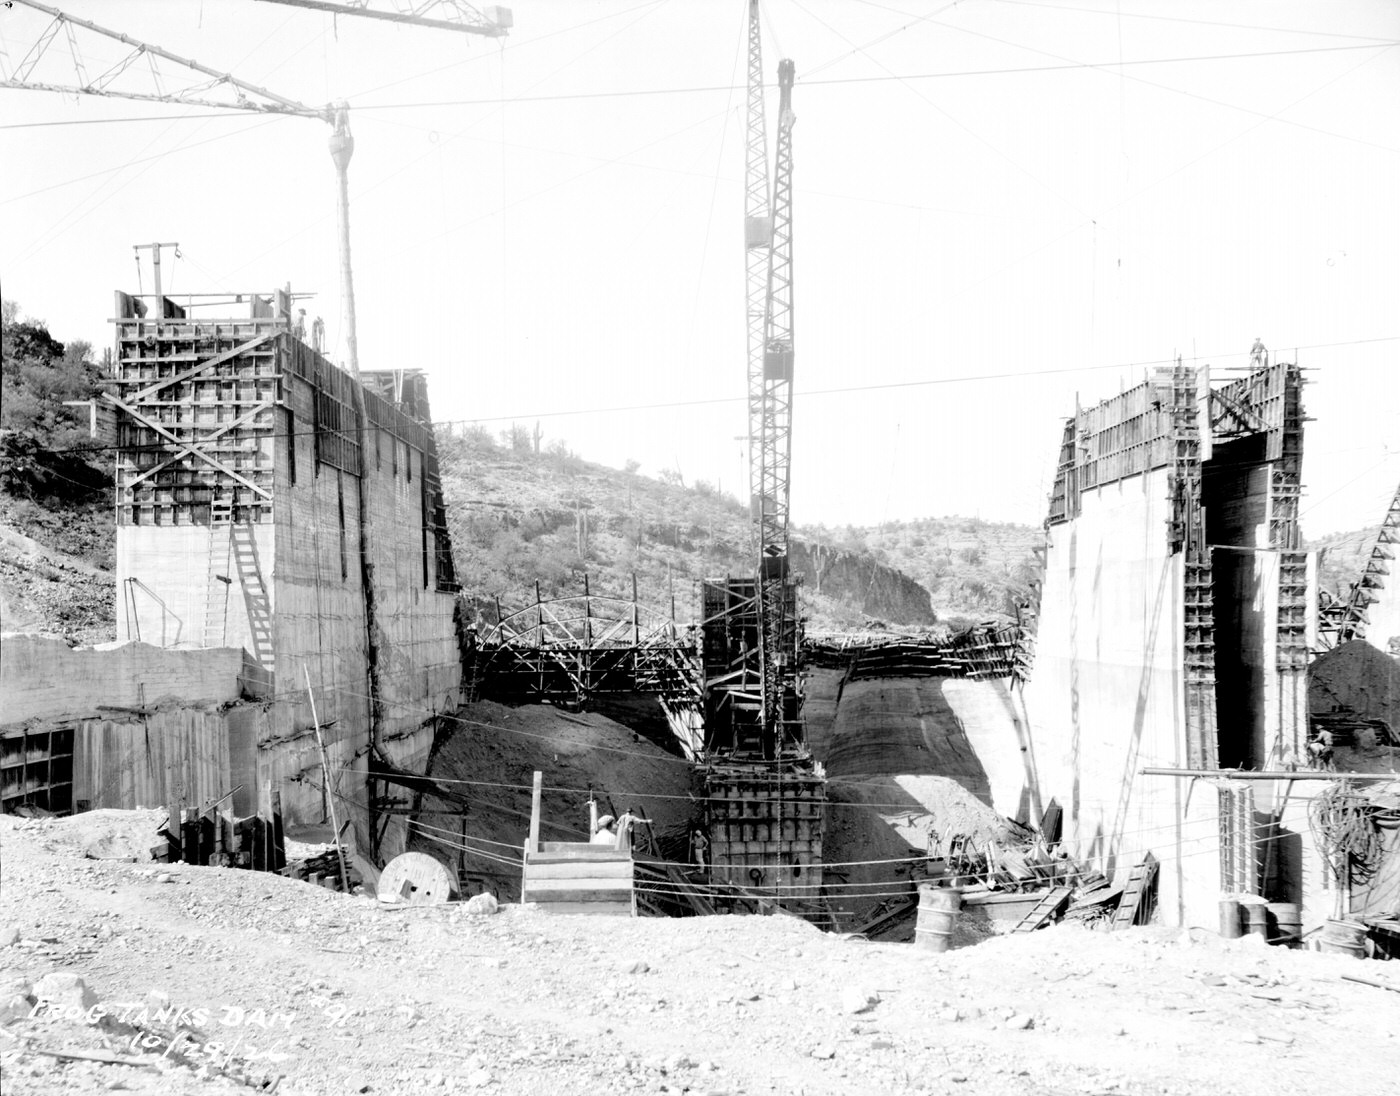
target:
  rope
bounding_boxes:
[1309,782,1388,886]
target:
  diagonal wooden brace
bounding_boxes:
[129,333,271,403]
[124,400,274,492]
[104,392,273,501]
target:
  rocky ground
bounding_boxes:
[3,812,1399,1096]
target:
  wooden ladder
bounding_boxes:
[1012,886,1073,933]
[1111,852,1159,930]
[202,498,234,647]
[229,520,275,668]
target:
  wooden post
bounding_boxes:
[528,770,542,856]
[165,796,182,864]
[270,789,286,873]
[305,665,350,892]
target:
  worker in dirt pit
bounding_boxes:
[591,815,618,845]
[1307,729,1335,771]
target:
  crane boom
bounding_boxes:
[2,1,324,116]
[253,1,511,36]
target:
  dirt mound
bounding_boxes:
[12,808,165,863]
[3,806,1400,1096]
[409,701,697,900]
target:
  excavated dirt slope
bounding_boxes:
[408,701,697,901]
[3,810,1399,1096]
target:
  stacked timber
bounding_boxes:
[153,791,285,874]
[522,842,634,915]
[519,771,634,916]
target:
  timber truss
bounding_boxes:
[463,578,701,710]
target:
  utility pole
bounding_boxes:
[132,242,180,304]
[327,105,359,376]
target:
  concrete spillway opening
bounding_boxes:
[807,667,1034,935]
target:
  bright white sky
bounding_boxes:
[2,0,1397,538]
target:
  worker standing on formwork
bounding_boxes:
[615,807,653,854]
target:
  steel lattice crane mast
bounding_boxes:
[744,0,772,535]
[696,5,823,915]
[755,56,798,746]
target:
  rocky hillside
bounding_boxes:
[0,302,115,644]
[1310,524,1389,601]
[437,426,943,631]
[0,291,1031,640]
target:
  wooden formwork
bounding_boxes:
[703,764,824,901]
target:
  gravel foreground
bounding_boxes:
[1,813,1396,1096]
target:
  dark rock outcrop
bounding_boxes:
[790,541,935,626]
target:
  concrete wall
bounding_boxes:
[821,676,1033,822]
[269,365,459,845]
[89,329,461,854]
[74,705,262,816]
[116,524,273,654]
[1021,468,1220,927]
[0,635,243,725]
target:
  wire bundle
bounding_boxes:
[1309,782,1387,887]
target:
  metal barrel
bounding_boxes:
[1266,901,1301,948]
[1219,897,1243,939]
[1318,918,1367,958]
[1241,898,1269,939]
[914,885,962,953]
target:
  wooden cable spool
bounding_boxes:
[377,851,457,905]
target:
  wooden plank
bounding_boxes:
[1011,886,1073,933]
[523,860,634,880]
[534,843,631,859]
[525,876,632,893]
[124,400,273,492]
[103,393,273,500]
[128,334,271,402]
[1111,852,1159,929]
[533,901,633,917]
[661,863,716,916]
[524,887,633,903]
[849,896,916,937]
